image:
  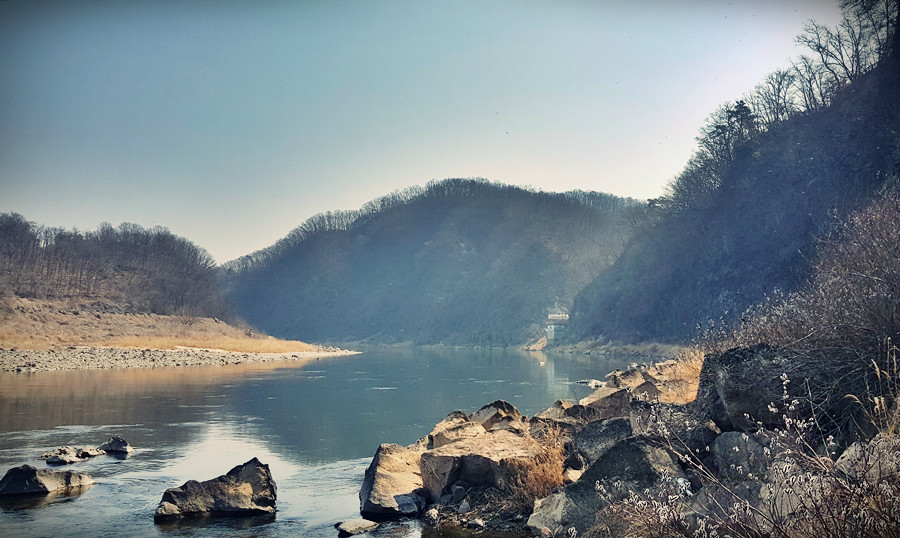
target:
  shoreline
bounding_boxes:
[0,346,359,373]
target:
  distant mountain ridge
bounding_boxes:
[223,178,638,346]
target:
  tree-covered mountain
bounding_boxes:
[571,1,900,344]
[222,179,637,346]
[0,215,227,317]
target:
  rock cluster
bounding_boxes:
[360,349,900,536]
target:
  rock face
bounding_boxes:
[359,443,426,520]
[419,429,541,501]
[97,436,133,454]
[153,458,276,522]
[0,465,95,495]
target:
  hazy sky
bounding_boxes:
[0,0,842,263]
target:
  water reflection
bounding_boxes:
[0,348,630,536]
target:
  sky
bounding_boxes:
[0,0,843,263]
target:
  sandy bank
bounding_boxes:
[0,346,359,373]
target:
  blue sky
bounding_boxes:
[0,0,842,262]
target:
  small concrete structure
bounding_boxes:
[546,313,569,341]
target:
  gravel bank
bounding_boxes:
[0,347,358,373]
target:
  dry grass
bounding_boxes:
[503,427,566,512]
[0,297,320,353]
[653,347,705,404]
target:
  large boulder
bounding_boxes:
[359,443,426,520]
[572,417,633,465]
[696,345,798,430]
[0,465,95,495]
[527,437,687,535]
[153,457,276,522]
[419,430,544,501]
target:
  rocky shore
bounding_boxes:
[355,348,900,536]
[0,346,357,373]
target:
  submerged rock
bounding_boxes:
[97,436,133,454]
[0,464,95,495]
[153,457,276,522]
[336,518,379,536]
[359,443,426,520]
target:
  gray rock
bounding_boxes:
[573,417,633,465]
[451,483,467,502]
[153,457,276,521]
[359,443,426,520]
[527,437,686,535]
[0,464,95,495]
[336,518,379,536]
[458,500,471,514]
[835,434,900,481]
[97,436,133,454]
[710,431,768,480]
[696,344,800,430]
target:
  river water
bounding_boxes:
[0,348,632,537]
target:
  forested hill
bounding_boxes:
[0,215,227,317]
[222,179,638,346]
[570,7,900,344]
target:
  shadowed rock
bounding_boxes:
[0,464,95,495]
[153,457,276,522]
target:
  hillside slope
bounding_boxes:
[571,58,900,344]
[223,179,637,346]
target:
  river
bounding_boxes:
[0,347,632,537]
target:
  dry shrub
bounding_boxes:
[504,427,565,512]
[698,185,900,439]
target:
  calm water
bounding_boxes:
[0,348,631,537]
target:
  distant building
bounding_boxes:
[546,313,569,341]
